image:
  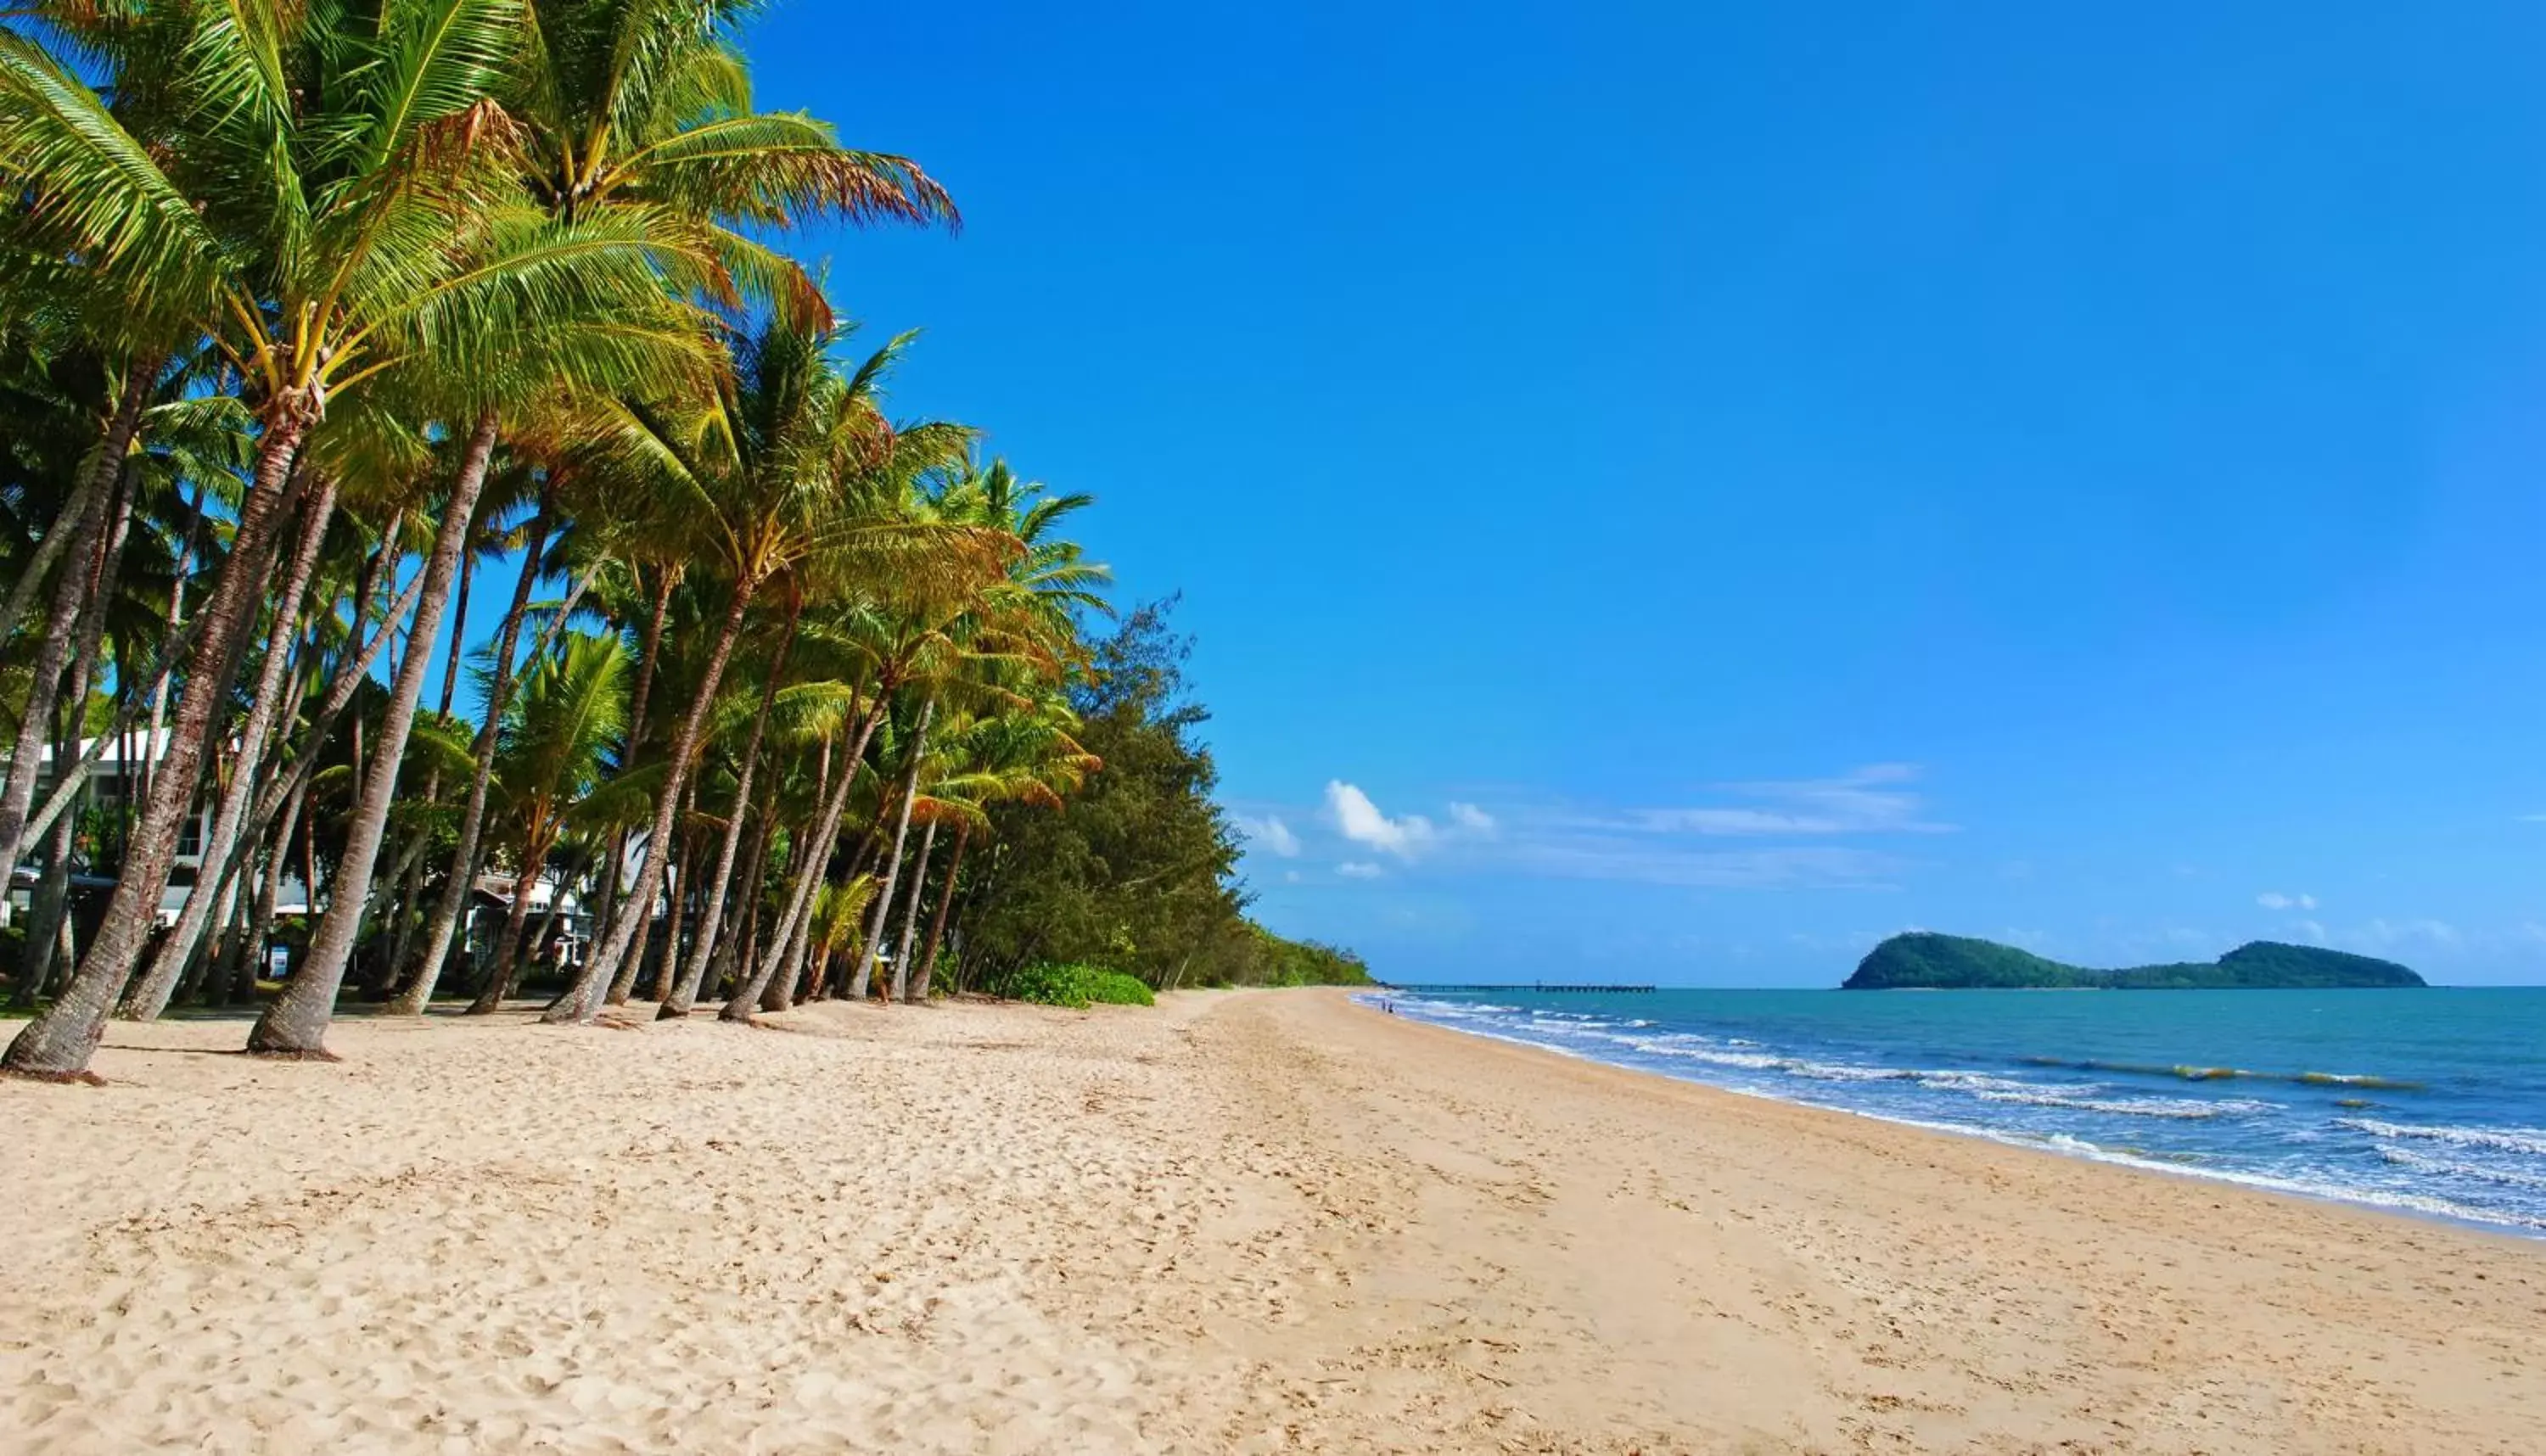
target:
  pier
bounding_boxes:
[1378,983,1657,994]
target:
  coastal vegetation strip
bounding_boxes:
[0,0,1361,1077]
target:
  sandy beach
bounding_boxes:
[5,988,2542,1453]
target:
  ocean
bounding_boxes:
[1372,986,2546,1237]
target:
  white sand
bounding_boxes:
[4,988,2542,1453]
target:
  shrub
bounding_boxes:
[1005,962,1155,1009]
[1005,962,1090,1008]
[1081,968,1155,1006]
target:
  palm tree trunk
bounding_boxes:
[2,391,312,1079]
[595,568,677,954]
[912,821,967,1003]
[528,873,572,988]
[0,466,100,661]
[388,492,553,1015]
[210,874,257,997]
[0,372,134,888]
[193,838,261,1006]
[670,791,771,1013]
[546,580,755,1025]
[610,778,688,1005]
[625,823,688,1005]
[893,820,939,1003]
[224,552,421,874]
[722,708,883,1021]
[121,476,339,1020]
[14,810,80,1007]
[377,837,436,995]
[734,848,770,1000]
[438,510,479,719]
[469,835,552,1014]
[208,776,306,1008]
[0,351,138,660]
[139,477,211,812]
[14,457,135,994]
[666,602,798,1015]
[852,698,934,1001]
[198,868,246,992]
[247,411,501,1058]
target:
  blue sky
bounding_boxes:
[577,3,2546,985]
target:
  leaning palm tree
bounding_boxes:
[718,440,1040,1018]
[895,695,1098,1001]
[872,459,1108,1002]
[382,0,960,1014]
[2,0,716,1075]
[548,313,997,1023]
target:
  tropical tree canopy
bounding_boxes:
[0,0,1359,1078]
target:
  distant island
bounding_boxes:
[1842,933,2427,990]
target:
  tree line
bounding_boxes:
[0,0,1360,1081]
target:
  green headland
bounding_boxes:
[1842,933,2428,990]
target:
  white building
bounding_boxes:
[3,727,220,927]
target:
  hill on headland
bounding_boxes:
[1842,933,2427,990]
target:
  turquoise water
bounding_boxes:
[1376,987,2546,1235]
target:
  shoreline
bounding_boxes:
[1364,990,2546,1244]
[6,988,2542,1452]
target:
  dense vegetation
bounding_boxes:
[953,604,1371,994]
[1001,963,1156,1010]
[1842,934,2427,990]
[0,0,1358,1078]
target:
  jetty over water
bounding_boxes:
[1379,983,1657,994]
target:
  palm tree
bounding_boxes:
[0,0,719,1074]
[470,630,630,1008]
[548,314,994,1023]
[842,460,1106,1003]
[513,0,956,321]
[803,872,879,1005]
[891,697,1097,1002]
[726,483,1023,1018]
[0,2,1210,1067]
[380,0,959,1016]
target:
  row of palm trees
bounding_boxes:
[0,0,1107,1078]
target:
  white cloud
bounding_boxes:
[1283,870,1302,884]
[1448,802,1496,834]
[1336,861,1384,880]
[1325,781,1437,859]
[1235,815,1301,858]
[2257,892,2319,910]
[1634,764,1952,837]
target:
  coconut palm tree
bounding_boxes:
[547,312,996,1024]
[380,0,959,1016]
[513,0,955,318]
[469,629,630,1008]
[889,697,1097,1001]
[0,0,720,1074]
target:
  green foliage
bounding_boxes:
[1080,967,1154,1005]
[954,602,1372,992]
[997,962,1158,1009]
[1843,933,2427,990]
[995,962,1156,1008]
